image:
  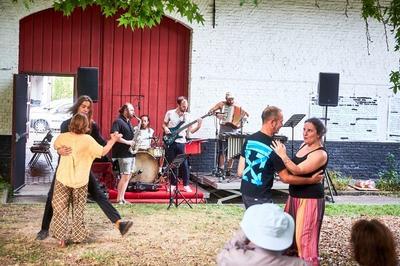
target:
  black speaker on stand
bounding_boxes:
[318,72,339,203]
[77,67,99,102]
[318,72,339,106]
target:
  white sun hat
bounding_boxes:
[240,203,295,251]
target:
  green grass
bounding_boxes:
[112,203,400,217]
[80,250,117,264]
[325,204,400,216]
[0,177,8,190]
[0,203,399,265]
[115,203,245,217]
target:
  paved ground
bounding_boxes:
[8,183,400,205]
[327,194,400,205]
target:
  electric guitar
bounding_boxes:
[163,112,212,147]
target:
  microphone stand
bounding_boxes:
[212,114,219,176]
[322,106,337,203]
[130,94,144,113]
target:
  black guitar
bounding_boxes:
[163,112,212,147]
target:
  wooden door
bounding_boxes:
[11,74,30,191]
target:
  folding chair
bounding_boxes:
[28,130,54,170]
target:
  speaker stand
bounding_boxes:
[322,105,338,203]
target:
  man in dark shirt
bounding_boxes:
[238,106,323,209]
[111,103,136,204]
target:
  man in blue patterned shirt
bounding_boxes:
[238,106,323,209]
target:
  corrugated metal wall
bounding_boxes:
[19,6,190,137]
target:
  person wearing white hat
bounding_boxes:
[217,203,308,266]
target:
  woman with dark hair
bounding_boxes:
[59,95,102,143]
[271,117,328,265]
[36,95,133,241]
[351,219,398,266]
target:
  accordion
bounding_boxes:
[220,105,246,129]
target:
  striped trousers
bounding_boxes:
[284,196,325,266]
[51,180,88,243]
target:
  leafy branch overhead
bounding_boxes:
[54,0,205,28]
[360,0,400,93]
[14,0,205,28]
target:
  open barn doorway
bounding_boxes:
[25,75,74,185]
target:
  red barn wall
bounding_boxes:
[19,6,191,137]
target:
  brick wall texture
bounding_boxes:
[189,139,400,180]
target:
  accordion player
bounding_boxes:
[208,92,249,178]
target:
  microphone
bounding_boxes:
[215,112,226,115]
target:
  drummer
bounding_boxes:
[135,115,164,174]
[135,115,155,150]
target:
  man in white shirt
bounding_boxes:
[162,96,202,192]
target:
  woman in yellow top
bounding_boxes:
[51,113,121,247]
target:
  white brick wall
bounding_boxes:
[0,0,397,140]
[186,0,397,141]
[0,0,51,135]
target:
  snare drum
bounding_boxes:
[148,147,165,158]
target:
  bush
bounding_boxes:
[0,175,8,190]
[328,170,351,191]
[0,175,12,200]
[376,153,400,191]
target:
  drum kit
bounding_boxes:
[129,137,165,184]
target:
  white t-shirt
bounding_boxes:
[164,109,192,143]
[135,127,154,150]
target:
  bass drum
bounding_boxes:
[130,151,159,183]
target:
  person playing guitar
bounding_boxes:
[162,96,203,193]
[208,92,249,178]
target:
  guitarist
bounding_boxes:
[162,96,202,193]
[208,92,249,178]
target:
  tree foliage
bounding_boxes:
[360,0,400,93]
[13,0,205,28]
[52,77,73,100]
